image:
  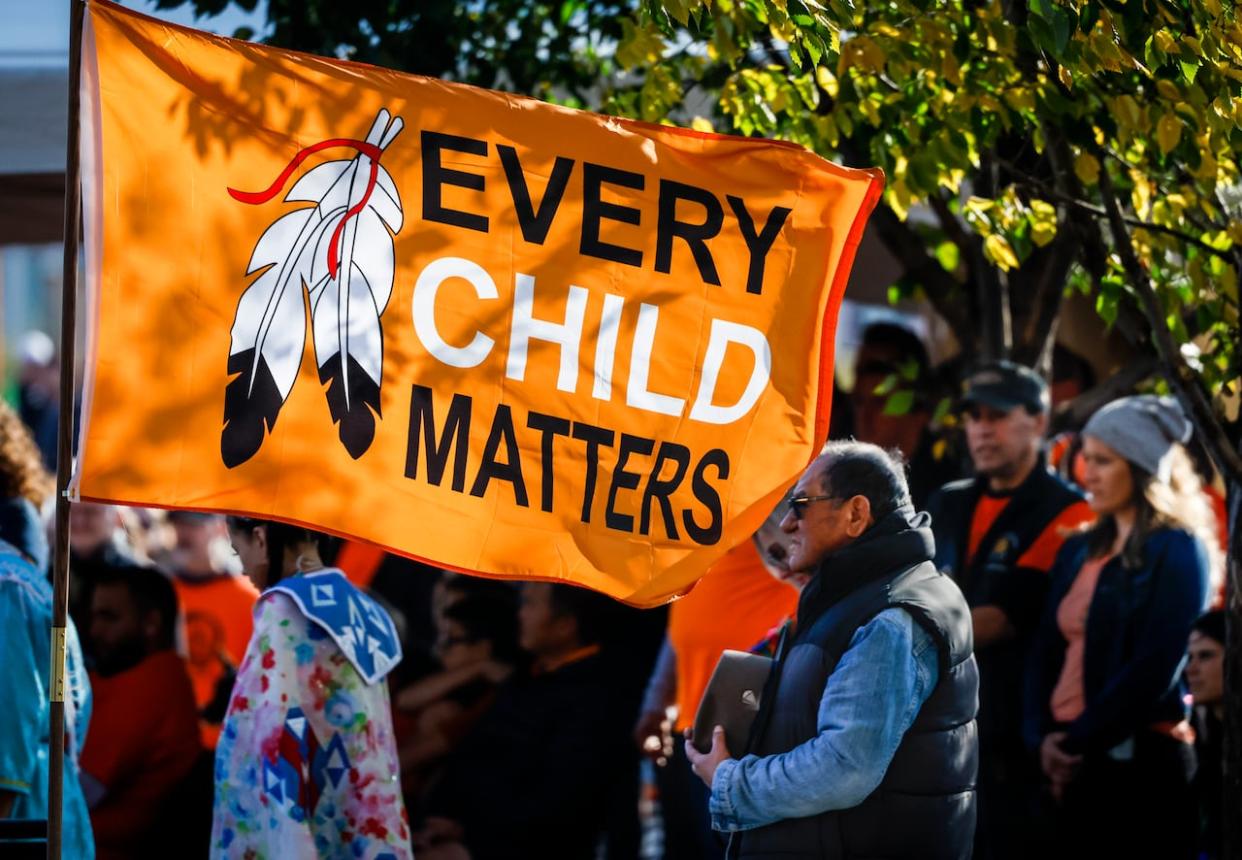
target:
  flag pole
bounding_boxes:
[48,0,86,857]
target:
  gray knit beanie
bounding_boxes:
[1082,395,1192,482]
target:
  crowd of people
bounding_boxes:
[0,321,1231,859]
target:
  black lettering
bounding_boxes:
[405,385,472,492]
[639,442,691,539]
[497,146,575,245]
[655,180,722,285]
[422,130,489,233]
[606,434,655,532]
[727,195,792,295]
[682,448,729,545]
[571,421,616,524]
[580,162,644,267]
[527,411,571,513]
[469,404,528,506]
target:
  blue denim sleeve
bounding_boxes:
[709,608,940,832]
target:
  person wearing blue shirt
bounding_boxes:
[0,516,94,859]
[686,440,978,859]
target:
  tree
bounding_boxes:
[607,0,1242,853]
[152,0,628,104]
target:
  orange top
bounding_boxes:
[336,541,387,589]
[174,573,259,745]
[1051,554,1112,722]
[968,494,1095,572]
[80,651,203,860]
[667,542,799,730]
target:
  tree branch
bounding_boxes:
[996,157,1237,263]
[1096,161,1242,483]
[864,201,974,345]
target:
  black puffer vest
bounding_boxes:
[736,511,979,860]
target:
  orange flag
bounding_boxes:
[75,0,882,606]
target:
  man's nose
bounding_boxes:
[780,510,797,533]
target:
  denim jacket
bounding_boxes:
[710,606,939,831]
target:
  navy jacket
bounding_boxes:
[1023,527,1209,756]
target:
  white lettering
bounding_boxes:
[689,319,771,424]
[411,257,497,368]
[506,273,588,393]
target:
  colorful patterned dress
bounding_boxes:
[210,569,411,859]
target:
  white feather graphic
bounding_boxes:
[221,109,404,467]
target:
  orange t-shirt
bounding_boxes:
[667,542,799,730]
[1050,555,1112,722]
[80,651,203,860]
[336,540,387,589]
[173,573,259,743]
[967,494,1095,572]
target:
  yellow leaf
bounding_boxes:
[1003,87,1035,112]
[690,116,714,133]
[1157,113,1182,154]
[1058,66,1073,89]
[1227,220,1242,244]
[984,234,1020,271]
[1074,152,1101,185]
[1153,30,1177,53]
[816,66,839,98]
[1130,171,1153,219]
[1114,95,1141,129]
[1156,79,1180,101]
[1031,223,1057,248]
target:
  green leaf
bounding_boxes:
[933,239,958,270]
[873,373,900,396]
[883,390,916,416]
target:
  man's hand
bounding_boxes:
[1039,731,1082,803]
[684,725,733,788]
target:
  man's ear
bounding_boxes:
[844,495,872,537]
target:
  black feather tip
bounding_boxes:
[221,348,284,468]
[318,354,381,460]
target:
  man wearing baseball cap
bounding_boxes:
[925,361,1094,860]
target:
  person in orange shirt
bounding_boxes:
[166,511,259,747]
[925,361,1095,860]
[79,564,203,860]
[633,533,800,860]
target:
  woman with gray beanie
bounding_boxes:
[1023,395,1214,860]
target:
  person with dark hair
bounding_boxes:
[394,596,521,799]
[1024,396,1212,860]
[211,517,411,858]
[850,322,962,507]
[79,565,202,860]
[925,361,1094,860]
[684,440,978,859]
[416,581,628,859]
[68,501,140,664]
[1188,610,1225,860]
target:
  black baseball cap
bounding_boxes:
[959,361,1049,414]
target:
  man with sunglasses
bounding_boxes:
[925,361,1093,860]
[685,441,978,859]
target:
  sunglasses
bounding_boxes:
[787,494,839,520]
